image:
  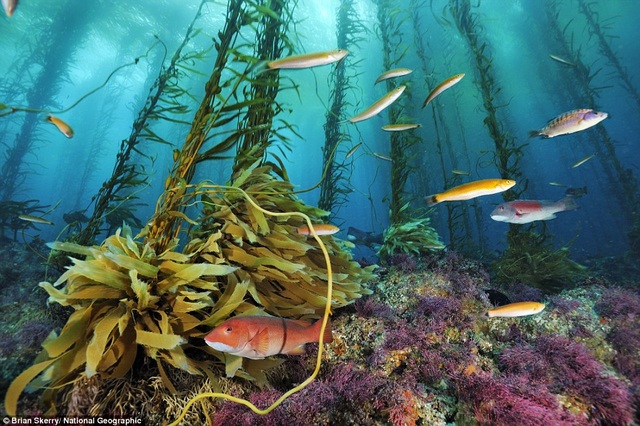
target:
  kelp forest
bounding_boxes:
[2,0,640,424]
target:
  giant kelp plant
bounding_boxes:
[545,0,640,258]
[447,0,587,292]
[317,0,364,216]
[374,0,444,260]
[6,0,374,417]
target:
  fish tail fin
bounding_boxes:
[311,317,333,344]
[528,130,541,138]
[560,196,579,212]
[425,195,440,207]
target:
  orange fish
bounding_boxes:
[485,301,545,318]
[296,223,339,236]
[45,115,74,138]
[204,316,333,359]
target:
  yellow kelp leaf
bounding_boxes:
[4,357,58,416]
[135,329,185,349]
[167,209,199,225]
[40,306,94,358]
[46,241,94,257]
[246,202,269,235]
[40,282,123,303]
[110,326,138,378]
[262,233,312,252]
[225,354,243,378]
[86,305,125,377]
[202,279,250,326]
[124,234,142,258]
[130,270,159,310]
[157,250,191,262]
[173,296,212,313]
[102,252,159,278]
[65,258,129,289]
[171,312,202,333]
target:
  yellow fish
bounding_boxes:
[422,73,465,108]
[349,86,406,123]
[267,49,348,70]
[486,301,546,318]
[425,178,515,207]
[45,115,74,138]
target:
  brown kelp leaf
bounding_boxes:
[86,305,126,377]
[135,329,186,350]
[4,357,58,416]
[102,252,159,278]
[64,258,129,290]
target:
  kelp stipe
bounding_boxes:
[318,0,363,216]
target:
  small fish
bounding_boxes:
[347,226,384,248]
[381,123,421,132]
[571,153,595,169]
[485,301,546,318]
[2,0,17,17]
[422,73,465,108]
[452,169,470,176]
[18,214,54,226]
[548,182,567,187]
[425,178,515,207]
[490,197,578,224]
[204,316,333,359]
[345,142,362,159]
[296,223,340,236]
[267,49,348,70]
[549,54,575,67]
[529,109,607,138]
[564,186,588,198]
[349,85,406,123]
[374,68,413,85]
[45,115,74,138]
[373,152,392,162]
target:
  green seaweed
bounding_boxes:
[377,215,445,260]
[492,230,587,293]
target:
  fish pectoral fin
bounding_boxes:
[284,344,307,356]
[248,328,271,357]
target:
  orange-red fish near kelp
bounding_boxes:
[204,316,333,359]
[529,109,607,138]
[296,223,340,236]
[485,301,545,318]
[45,115,74,138]
[422,73,465,108]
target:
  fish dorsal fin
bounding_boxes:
[248,328,271,357]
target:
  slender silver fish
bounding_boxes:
[349,86,406,123]
[422,73,465,108]
[381,123,420,132]
[529,109,607,138]
[2,0,17,17]
[375,68,413,85]
[267,49,348,70]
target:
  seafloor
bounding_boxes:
[1,239,639,425]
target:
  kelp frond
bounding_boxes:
[378,215,445,260]
[492,230,587,293]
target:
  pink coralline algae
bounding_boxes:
[500,335,634,425]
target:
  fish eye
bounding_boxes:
[225,327,233,333]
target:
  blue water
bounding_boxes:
[1,0,639,262]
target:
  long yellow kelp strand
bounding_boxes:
[168,185,333,425]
